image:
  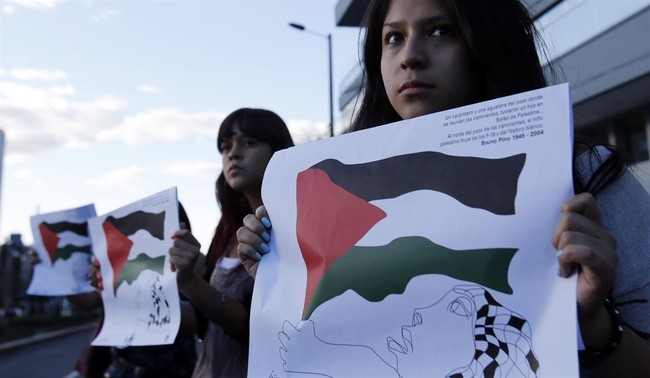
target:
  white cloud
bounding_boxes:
[12,169,49,187]
[138,84,162,94]
[0,81,125,161]
[85,166,146,190]
[32,178,49,187]
[1,81,58,109]
[0,79,229,162]
[92,8,120,22]
[13,169,33,179]
[50,84,75,95]
[0,73,325,165]
[97,108,225,145]
[160,161,221,177]
[286,118,330,144]
[2,5,15,14]
[11,68,67,81]
[6,0,65,10]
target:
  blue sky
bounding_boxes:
[0,0,362,246]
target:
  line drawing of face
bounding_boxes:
[389,289,476,377]
[391,285,540,377]
[276,285,539,377]
[380,0,481,120]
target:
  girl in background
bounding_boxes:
[169,108,294,377]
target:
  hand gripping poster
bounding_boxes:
[89,187,181,346]
[27,204,97,296]
[250,84,578,377]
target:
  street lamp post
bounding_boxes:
[289,22,334,137]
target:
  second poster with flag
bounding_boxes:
[89,187,181,346]
[249,83,578,377]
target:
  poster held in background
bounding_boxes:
[249,84,578,377]
[27,204,97,296]
[90,187,181,347]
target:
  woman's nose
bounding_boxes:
[400,37,428,70]
[227,144,242,159]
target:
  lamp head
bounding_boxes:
[289,22,305,31]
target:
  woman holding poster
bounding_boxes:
[169,108,294,377]
[237,0,650,376]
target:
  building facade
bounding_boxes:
[334,0,650,191]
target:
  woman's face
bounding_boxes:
[380,0,482,120]
[220,126,273,197]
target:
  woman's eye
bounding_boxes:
[384,32,403,45]
[243,139,257,147]
[220,143,231,151]
[430,26,451,38]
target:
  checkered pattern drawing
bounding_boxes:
[448,286,540,378]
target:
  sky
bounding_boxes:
[0,0,363,247]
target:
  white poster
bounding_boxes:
[250,84,578,377]
[90,187,181,347]
[27,204,97,296]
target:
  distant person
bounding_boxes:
[169,108,294,377]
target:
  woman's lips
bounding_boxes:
[399,81,434,95]
[228,165,243,174]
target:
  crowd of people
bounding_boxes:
[29,0,650,377]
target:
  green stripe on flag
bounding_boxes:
[303,236,517,320]
[115,253,166,290]
[53,244,92,262]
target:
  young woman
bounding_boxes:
[237,0,650,376]
[169,108,294,377]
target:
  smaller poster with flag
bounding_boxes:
[249,83,579,377]
[27,203,97,296]
[89,187,181,347]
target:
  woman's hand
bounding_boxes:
[27,248,42,266]
[552,192,618,349]
[237,205,272,279]
[89,256,103,291]
[169,222,202,285]
[69,259,103,310]
[552,192,617,316]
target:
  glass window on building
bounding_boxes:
[614,112,649,163]
[575,123,610,146]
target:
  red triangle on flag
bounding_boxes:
[39,223,60,264]
[297,168,386,315]
[102,220,134,294]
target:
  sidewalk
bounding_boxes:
[0,321,95,354]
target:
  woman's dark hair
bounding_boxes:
[352,0,626,193]
[351,0,548,132]
[573,140,627,195]
[206,108,294,272]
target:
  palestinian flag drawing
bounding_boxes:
[296,151,526,320]
[102,210,166,294]
[38,221,92,265]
